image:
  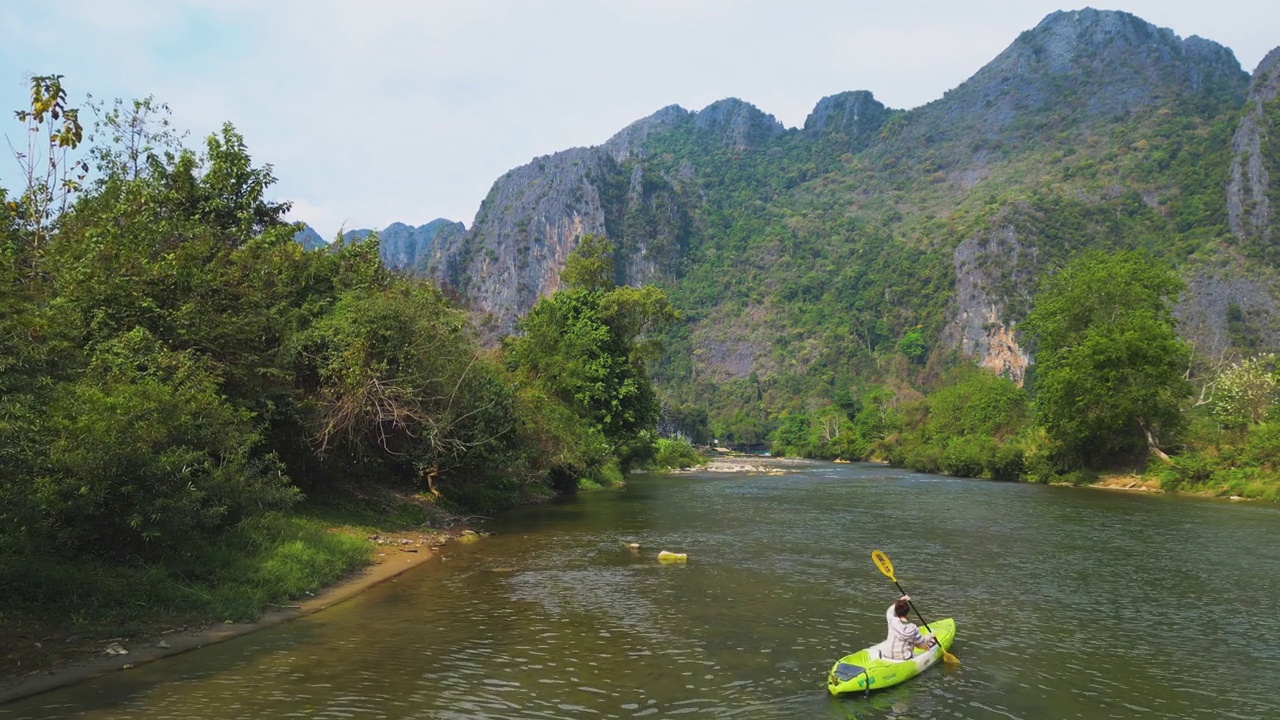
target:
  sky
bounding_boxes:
[2,1,1278,240]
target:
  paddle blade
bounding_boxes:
[871,549,895,581]
[942,648,961,665]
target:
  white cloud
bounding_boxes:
[283,198,351,241]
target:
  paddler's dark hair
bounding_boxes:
[894,599,911,618]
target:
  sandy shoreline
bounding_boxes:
[675,454,816,475]
[0,528,471,706]
[695,455,1245,500]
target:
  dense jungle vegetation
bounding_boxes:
[764,248,1280,502]
[0,78,690,630]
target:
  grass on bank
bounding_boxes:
[0,489,448,643]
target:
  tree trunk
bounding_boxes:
[1141,423,1172,463]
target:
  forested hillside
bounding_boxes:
[416,10,1280,453]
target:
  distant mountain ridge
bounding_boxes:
[292,219,465,273]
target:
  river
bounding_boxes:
[3,461,1278,719]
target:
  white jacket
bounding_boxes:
[884,603,926,661]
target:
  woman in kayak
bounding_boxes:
[884,594,937,660]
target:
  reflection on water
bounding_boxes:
[4,462,1279,719]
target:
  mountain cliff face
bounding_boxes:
[403,9,1277,418]
[899,8,1251,381]
[376,219,466,272]
[433,147,614,321]
[426,101,782,329]
[1227,47,1280,255]
[926,9,1242,134]
[293,224,326,251]
[801,91,892,151]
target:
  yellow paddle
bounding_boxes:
[872,549,959,665]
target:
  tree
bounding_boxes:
[506,236,677,474]
[31,328,297,558]
[293,277,521,500]
[1023,251,1191,466]
[7,74,88,252]
[849,386,903,457]
[1213,354,1278,429]
[897,330,927,364]
[560,233,617,292]
[925,365,1027,440]
[85,95,185,181]
[769,412,813,456]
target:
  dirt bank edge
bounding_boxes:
[0,533,454,706]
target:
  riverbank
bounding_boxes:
[0,493,478,706]
[676,454,814,475]
[1085,472,1257,500]
[695,454,1265,503]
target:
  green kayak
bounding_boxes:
[827,618,956,695]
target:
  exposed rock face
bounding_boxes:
[922,9,1245,137]
[437,147,614,322]
[946,226,1035,385]
[802,91,892,151]
[427,98,784,332]
[1227,47,1280,250]
[690,98,786,150]
[604,104,690,162]
[428,142,692,332]
[377,220,466,272]
[292,224,326,251]
[380,9,1267,389]
[1175,270,1280,360]
[293,220,464,272]
[293,220,465,272]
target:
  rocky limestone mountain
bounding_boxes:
[424,91,883,335]
[425,101,783,330]
[603,104,690,162]
[293,220,465,273]
[375,220,466,272]
[908,8,1251,383]
[801,91,893,151]
[924,8,1243,136]
[1227,47,1280,254]
[293,224,326,251]
[359,10,1278,417]
[687,98,786,150]
[432,147,612,320]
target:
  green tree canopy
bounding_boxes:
[925,365,1027,441]
[1023,250,1191,466]
[506,236,677,472]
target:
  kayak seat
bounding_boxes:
[832,662,868,683]
[876,649,912,662]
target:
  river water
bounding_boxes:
[3,461,1279,719]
